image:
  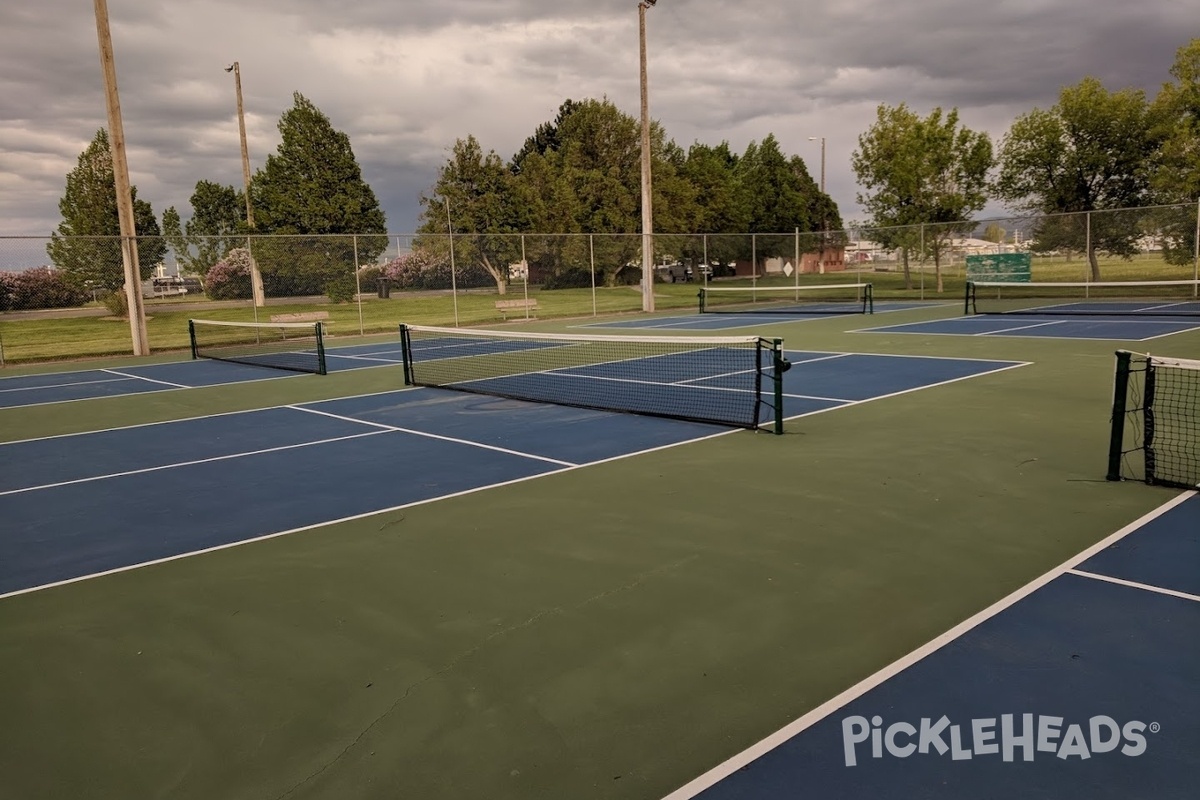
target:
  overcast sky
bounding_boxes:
[0,0,1193,240]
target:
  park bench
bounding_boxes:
[269,311,330,324]
[495,298,538,319]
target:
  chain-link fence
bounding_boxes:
[2,203,1197,364]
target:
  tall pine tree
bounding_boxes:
[250,92,387,296]
[47,129,164,290]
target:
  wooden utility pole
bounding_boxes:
[638,1,657,313]
[227,62,265,306]
[94,0,149,355]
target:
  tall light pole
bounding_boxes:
[226,62,265,307]
[807,136,826,194]
[808,136,827,274]
[638,0,657,313]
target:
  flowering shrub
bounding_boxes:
[0,267,89,311]
[205,248,253,300]
[381,250,490,290]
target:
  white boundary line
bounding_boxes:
[0,377,133,394]
[0,369,300,410]
[0,338,408,410]
[0,431,388,497]
[976,320,1066,336]
[1067,568,1200,603]
[287,406,577,467]
[0,419,744,602]
[100,368,191,389]
[0,387,419,447]
[0,357,1033,600]
[661,489,1199,800]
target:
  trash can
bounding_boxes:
[377,278,391,299]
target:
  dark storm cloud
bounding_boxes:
[0,1,1192,239]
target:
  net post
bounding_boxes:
[771,337,786,435]
[697,288,706,314]
[964,281,975,315]
[399,323,414,386]
[188,319,198,360]
[1106,350,1132,481]
[864,283,874,314]
[1142,356,1158,485]
[315,322,327,375]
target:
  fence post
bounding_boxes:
[445,200,459,327]
[353,235,364,336]
[794,227,800,289]
[247,236,259,324]
[522,234,531,319]
[1085,211,1092,293]
[1193,198,1199,295]
[589,234,597,316]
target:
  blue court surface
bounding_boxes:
[0,349,1022,597]
[0,338,407,409]
[664,491,1200,800]
[578,302,940,332]
[858,314,1200,341]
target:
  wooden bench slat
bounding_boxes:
[495,298,538,318]
[270,311,331,323]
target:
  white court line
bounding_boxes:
[2,369,299,410]
[661,490,1198,800]
[0,377,134,394]
[324,353,406,364]
[0,358,1033,601]
[0,386,420,446]
[100,368,191,389]
[850,324,1188,343]
[1067,568,1200,604]
[0,418,744,603]
[287,405,577,468]
[975,319,1067,336]
[0,431,388,497]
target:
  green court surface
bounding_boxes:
[0,302,1196,800]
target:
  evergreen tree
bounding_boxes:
[251,92,386,295]
[162,180,246,277]
[46,129,165,291]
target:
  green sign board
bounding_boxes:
[966,253,1031,282]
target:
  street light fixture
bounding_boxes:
[226,61,265,307]
[638,0,657,313]
[807,136,825,194]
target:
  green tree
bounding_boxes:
[46,129,165,291]
[507,98,693,285]
[417,136,529,294]
[1149,39,1200,266]
[511,99,580,174]
[162,181,246,277]
[250,92,387,296]
[981,222,1007,244]
[994,77,1159,280]
[853,105,992,292]
[677,142,749,270]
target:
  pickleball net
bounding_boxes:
[966,280,1200,317]
[399,324,789,433]
[188,319,328,375]
[698,282,873,315]
[1107,350,1200,489]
